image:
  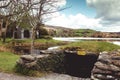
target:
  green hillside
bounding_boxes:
[73,29,96,37]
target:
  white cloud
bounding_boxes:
[45,13,102,30]
[56,0,66,7]
[86,0,120,32]
[87,0,120,20]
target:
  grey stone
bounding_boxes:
[111,60,120,67]
[111,56,120,60]
[94,74,107,79]
[95,62,110,70]
[109,64,120,72]
[25,61,37,68]
[92,68,112,74]
[20,55,35,62]
[35,54,49,59]
[91,51,120,79]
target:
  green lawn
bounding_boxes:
[0,52,19,73]
[62,41,120,53]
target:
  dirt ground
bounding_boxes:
[0,72,90,80]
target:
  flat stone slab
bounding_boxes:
[21,55,35,61]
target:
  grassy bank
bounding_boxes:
[0,52,19,73]
[0,38,67,75]
[0,38,68,53]
[0,51,47,76]
[62,41,120,53]
[12,39,63,43]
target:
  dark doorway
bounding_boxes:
[24,30,30,38]
[64,52,99,78]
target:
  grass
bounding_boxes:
[0,51,47,76]
[74,29,96,37]
[9,38,63,45]
[62,41,120,53]
[0,52,19,73]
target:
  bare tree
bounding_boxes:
[0,0,66,54]
[0,0,17,42]
[20,0,66,54]
[0,0,28,42]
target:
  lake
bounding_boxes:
[53,37,120,46]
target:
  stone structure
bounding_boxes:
[16,50,54,68]
[91,50,120,80]
[13,27,32,39]
[16,49,120,79]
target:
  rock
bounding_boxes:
[106,75,115,79]
[20,55,35,62]
[99,53,110,60]
[111,56,120,60]
[94,62,110,70]
[94,74,106,79]
[25,61,37,68]
[35,54,49,59]
[16,59,24,64]
[92,68,112,74]
[109,64,120,72]
[112,60,120,67]
[114,72,120,77]
[40,50,52,54]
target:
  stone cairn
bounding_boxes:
[91,50,120,80]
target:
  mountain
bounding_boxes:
[44,25,74,37]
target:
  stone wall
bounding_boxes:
[16,50,65,73]
[91,50,120,79]
[16,49,120,79]
[16,50,98,78]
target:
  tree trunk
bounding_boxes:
[0,22,1,41]
[12,29,16,40]
[2,32,6,43]
[31,28,35,55]
[2,20,9,43]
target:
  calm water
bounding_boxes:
[53,37,120,46]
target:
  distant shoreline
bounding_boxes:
[53,37,120,41]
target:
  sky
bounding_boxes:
[45,0,120,32]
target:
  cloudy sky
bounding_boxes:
[45,0,120,32]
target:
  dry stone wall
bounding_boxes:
[91,50,120,80]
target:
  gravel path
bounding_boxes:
[0,72,90,80]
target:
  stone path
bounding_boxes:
[0,72,90,80]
